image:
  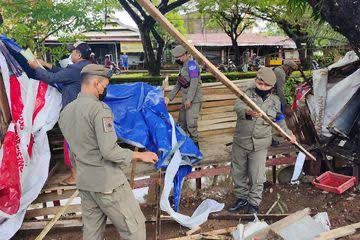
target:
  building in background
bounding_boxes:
[188,32,298,66]
[45,16,144,69]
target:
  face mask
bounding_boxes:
[255,87,272,98]
[98,87,107,101]
[175,59,183,65]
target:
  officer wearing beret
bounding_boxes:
[229,67,296,214]
[59,64,158,240]
[165,45,202,147]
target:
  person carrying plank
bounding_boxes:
[229,67,296,214]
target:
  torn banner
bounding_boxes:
[0,35,62,240]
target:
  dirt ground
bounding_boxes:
[13,179,360,240]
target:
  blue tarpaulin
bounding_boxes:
[104,83,202,211]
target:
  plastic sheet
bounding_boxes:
[104,83,203,212]
[0,37,61,240]
[159,115,224,229]
[104,83,202,168]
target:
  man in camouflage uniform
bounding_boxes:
[165,45,202,147]
[59,64,158,240]
[228,67,296,214]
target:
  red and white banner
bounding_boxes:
[0,51,61,239]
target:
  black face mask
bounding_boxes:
[175,59,183,65]
[98,87,107,101]
[255,87,272,99]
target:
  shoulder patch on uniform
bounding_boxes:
[102,117,114,133]
[188,60,199,78]
[101,102,111,110]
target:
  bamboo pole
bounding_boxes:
[34,190,79,240]
[136,0,316,161]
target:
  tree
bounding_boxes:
[197,0,254,66]
[0,0,112,61]
[249,1,347,68]
[289,0,360,57]
[118,0,189,76]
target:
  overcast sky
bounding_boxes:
[113,10,268,33]
[114,10,138,28]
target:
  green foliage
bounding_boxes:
[197,0,255,37]
[0,0,111,60]
[111,71,257,85]
[284,70,312,104]
[155,10,186,45]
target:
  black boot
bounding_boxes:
[228,198,248,212]
[247,203,259,214]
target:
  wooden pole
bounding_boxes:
[130,147,139,189]
[35,189,79,240]
[136,0,316,161]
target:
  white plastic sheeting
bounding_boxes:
[0,51,62,239]
[160,114,224,229]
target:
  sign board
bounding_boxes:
[120,42,143,53]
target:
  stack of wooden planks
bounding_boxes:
[165,79,255,164]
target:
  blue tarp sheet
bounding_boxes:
[104,83,202,211]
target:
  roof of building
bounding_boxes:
[45,16,141,43]
[187,32,296,49]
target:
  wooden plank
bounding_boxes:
[41,185,77,193]
[200,106,234,115]
[199,122,235,132]
[25,204,82,219]
[32,189,77,205]
[200,111,236,120]
[246,208,311,239]
[168,227,236,240]
[314,222,360,240]
[198,116,237,127]
[136,0,316,161]
[34,190,79,240]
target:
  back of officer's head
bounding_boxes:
[80,64,112,92]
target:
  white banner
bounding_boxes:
[0,50,61,239]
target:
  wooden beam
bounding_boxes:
[246,208,311,239]
[314,222,360,240]
[135,0,316,161]
[34,190,79,240]
[168,227,236,240]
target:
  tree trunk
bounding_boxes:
[151,27,165,76]
[307,0,360,57]
[277,20,314,69]
[230,37,241,66]
[140,26,161,76]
